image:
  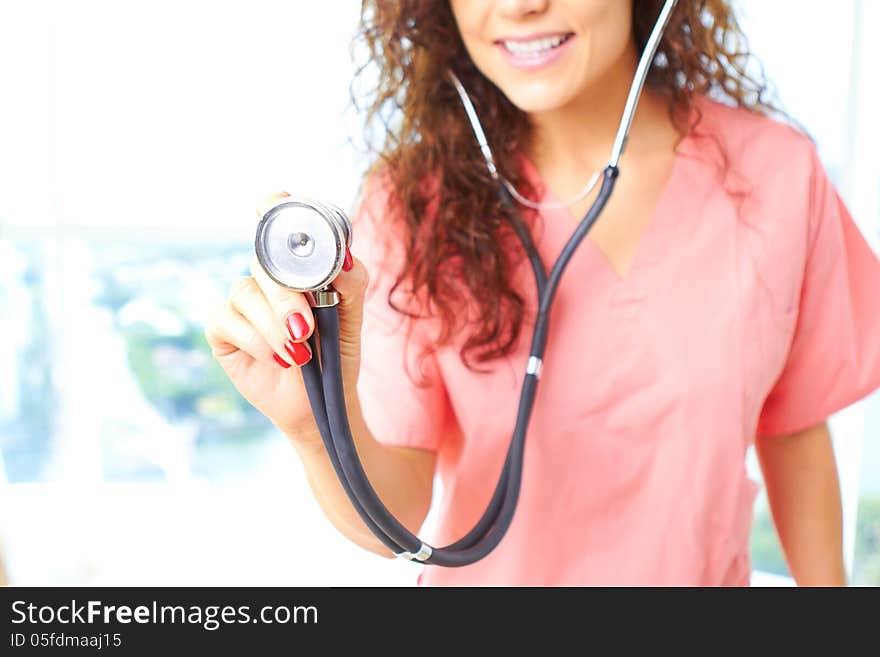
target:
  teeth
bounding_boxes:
[502,34,566,57]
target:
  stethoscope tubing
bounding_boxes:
[292,0,677,566]
[299,167,619,566]
[300,330,406,555]
[298,192,551,560]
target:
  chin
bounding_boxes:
[494,78,579,115]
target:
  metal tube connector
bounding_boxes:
[526,356,543,379]
[308,288,340,307]
[394,543,433,562]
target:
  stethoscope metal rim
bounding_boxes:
[254,196,351,293]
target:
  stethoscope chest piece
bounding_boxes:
[255,198,352,293]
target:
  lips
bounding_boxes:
[494,32,576,71]
[498,32,574,57]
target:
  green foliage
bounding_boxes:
[751,495,880,585]
[90,242,270,443]
[122,320,265,426]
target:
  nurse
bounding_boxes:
[204,0,880,585]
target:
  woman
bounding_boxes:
[205,0,880,585]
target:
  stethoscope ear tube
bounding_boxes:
[295,167,619,567]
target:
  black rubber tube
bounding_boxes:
[316,305,423,554]
[431,167,621,563]
[300,332,406,554]
[431,168,620,563]
[529,166,619,361]
[303,167,619,566]
[309,185,554,560]
[442,186,549,550]
[306,186,550,556]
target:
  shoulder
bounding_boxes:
[693,94,814,156]
[690,95,821,192]
[350,167,429,313]
[688,95,835,244]
[689,97,851,314]
[349,168,402,279]
[352,166,398,230]
[350,167,410,269]
[352,165,440,233]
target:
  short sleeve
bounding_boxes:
[349,174,454,451]
[756,146,880,438]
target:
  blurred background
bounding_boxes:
[0,0,877,586]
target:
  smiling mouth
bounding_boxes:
[497,33,575,58]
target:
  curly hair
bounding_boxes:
[352,0,780,375]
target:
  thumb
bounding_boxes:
[332,254,370,312]
[331,254,370,357]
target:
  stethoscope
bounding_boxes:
[254,0,679,567]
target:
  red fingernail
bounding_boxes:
[342,246,353,272]
[285,312,309,341]
[285,339,311,366]
[272,352,292,369]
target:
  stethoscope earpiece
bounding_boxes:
[254,198,352,295]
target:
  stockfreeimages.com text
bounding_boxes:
[11,600,317,631]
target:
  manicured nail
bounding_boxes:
[272,352,292,369]
[342,246,353,272]
[285,312,309,341]
[285,339,311,366]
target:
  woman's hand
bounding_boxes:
[204,192,370,445]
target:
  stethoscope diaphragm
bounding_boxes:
[255,198,351,293]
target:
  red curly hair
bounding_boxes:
[352,0,780,375]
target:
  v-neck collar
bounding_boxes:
[516,124,703,319]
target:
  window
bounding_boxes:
[0,0,412,586]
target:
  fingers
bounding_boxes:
[331,253,370,311]
[250,255,316,345]
[204,303,273,362]
[228,276,312,367]
[329,254,371,353]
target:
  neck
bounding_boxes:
[526,39,673,176]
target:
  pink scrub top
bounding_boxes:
[350,94,880,586]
